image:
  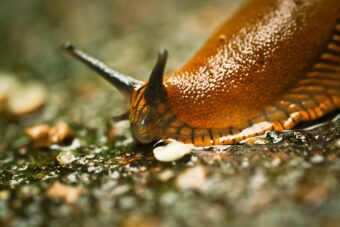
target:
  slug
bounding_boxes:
[63,0,340,146]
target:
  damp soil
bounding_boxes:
[0,1,340,227]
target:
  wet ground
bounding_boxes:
[0,1,340,227]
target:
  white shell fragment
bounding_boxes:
[153,140,194,162]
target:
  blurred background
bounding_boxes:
[0,0,244,83]
[0,0,243,126]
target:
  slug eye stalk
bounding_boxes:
[61,42,143,97]
[144,48,168,106]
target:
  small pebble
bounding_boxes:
[294,183,330,204]
[112,185,131,196]
[107,126,119,143]
[242,188,273,213]
[153,140,194,162]
[0,74,18,108]
[25,122,73,148]
[265,131,283,143]
[8,83,46,116]
[49,122,73,144]
[249,171,267,189]
[46,182,83,204]
[56,150,76,165]
[25,124,50,141]
[335,139,340,148]
[157,169,175,182]
[310,155,324,164]
[120,215,159,227]
[0,190,10,200]
[294,131,306,141]
[175,165,207,190]
[271,158,282,167]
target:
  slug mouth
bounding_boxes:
[131,124,155,144]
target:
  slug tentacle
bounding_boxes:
[144,49,168,105]
[62,42,143,96]
[112,112,129,122]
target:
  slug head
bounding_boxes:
[129,92,162,144]
[62,43,168,145]
[129,49,168,144]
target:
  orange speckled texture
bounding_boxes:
[164,0,339,130]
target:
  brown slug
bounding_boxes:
[63,0,340,146]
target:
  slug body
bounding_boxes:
[64,0,340,146]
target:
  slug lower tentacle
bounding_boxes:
[63,0,340,146]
